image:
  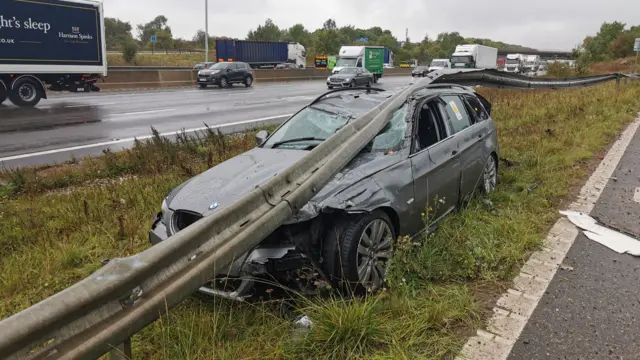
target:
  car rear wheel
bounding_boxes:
[323,211,395,294]
[219,77,229,88]
[482,155,497,193]
[244,75,253,87]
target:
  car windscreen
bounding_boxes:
[264,107,351,149]
[209,62,229,70]
[414,66,427,71]
[336,58,358,67]
[337,68,358,74]
[429,61,445,67]
[369,103,408,151]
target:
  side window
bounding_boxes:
[356,58,363,67]
[440,95,472,134]
[463,95,490,122]
[230,63,239,70]
[413,100,448,153]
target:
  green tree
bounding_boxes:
[137,15,172,47]
[192,29,216,49]
[246,19,282,41]
[104,17,133,50]
[121,38,138,63]
[282,24,310,47]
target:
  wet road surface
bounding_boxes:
[0,77,410,168]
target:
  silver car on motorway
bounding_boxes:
[149,85,499,300]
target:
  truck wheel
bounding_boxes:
[9,78,42,107]
[0,92,6,105]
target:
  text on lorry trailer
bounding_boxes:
[0,15,51,33]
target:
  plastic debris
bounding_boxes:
[560,210,640,256]
[294,315,313,329]
[559,264,574,271]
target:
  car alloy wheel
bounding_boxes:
[483,155,497,193]
[220,77,228,88]
[245,76,253,87]
[357,219,393,291]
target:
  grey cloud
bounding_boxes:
[104,0,639,49]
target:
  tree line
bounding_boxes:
[106,16,535,64]
[573,21,640,71]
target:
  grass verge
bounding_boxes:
[1,82,640,359]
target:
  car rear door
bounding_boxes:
[229,63,242,82]
[410,98,461,223]
[440,94,486,199]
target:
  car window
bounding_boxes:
[263,107,351,149]
[463,95,489,122]
[440,95,472,134]
[414,100,448,152]
[370,103,408,151]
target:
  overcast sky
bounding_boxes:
[103,0,638,50]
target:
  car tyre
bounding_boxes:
[198,84,207,89]
[9,78,42,107]
[323,210,395,294]
[350,80,356,88]
[367,78,372,87]
[244,75,253,87]
[219,77,229,88]
[481,154,498,194]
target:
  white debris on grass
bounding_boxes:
[560,210,640,256]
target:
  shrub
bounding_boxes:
[122,39,139,64]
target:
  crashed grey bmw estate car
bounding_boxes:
[149,84,499,300]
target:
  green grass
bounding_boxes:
[2,82,640,359]
[107,53,210,67]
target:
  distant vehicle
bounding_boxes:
[412,66,430,77]
[215,40,306,69]
[315,55,329,69]
[327,67,373,88]
[0,0,107,108]
[193,62,216,70]
[504,54,525,74]
[383,48,395,67]
[275,63,298,70]
[428,59,451,72]
[450,45,498,69]
[523,55,542,72]
[149,84,500,300]
[334,46,385,83]
[400,59,419,68]
[196,61,254,88]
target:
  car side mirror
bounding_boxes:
[227,68,232,72]
[255,130,269,146]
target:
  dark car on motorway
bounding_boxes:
[275,63,298,70]
[327,67,374,89]
[197,61,254,88]
[149,84,499,300]
[412,66,429,77]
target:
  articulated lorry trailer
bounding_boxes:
[215,40,307,69]
[0,0,107,107]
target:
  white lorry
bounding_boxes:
[428,59,451,72]
[450,45,498,69]
[524,55,542,73]
[504,54,526,73]
[0,0,107,107]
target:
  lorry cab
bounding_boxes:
[334,46,384,82]
[450,44,498,70]
[287,43,307,68]
[450,45,478,68]
[504,54,524,73]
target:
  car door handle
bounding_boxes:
[452,150,458,157]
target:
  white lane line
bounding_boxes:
[109,108,176,117]
[456,115,640,360]
[64,103,116,108]
[0,114,293,162]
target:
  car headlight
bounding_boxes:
[345,78,351,81]
[327,76,331,81]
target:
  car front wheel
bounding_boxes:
[323,211,395,294]
[219,77,229,88]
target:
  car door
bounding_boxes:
[440,94,485,199]
[410,98,461,225]
[355,69,366,85]
[228,63,241,82]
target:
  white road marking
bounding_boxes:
[634,187,640,204]
[0,114,293,162]
[64,103,116,108]
[109,108,176,117]
[456,115,640,360]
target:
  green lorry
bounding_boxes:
[333,46,385,82]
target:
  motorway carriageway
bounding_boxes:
[0,77,410,168]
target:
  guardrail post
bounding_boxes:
[109,337,132,360]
